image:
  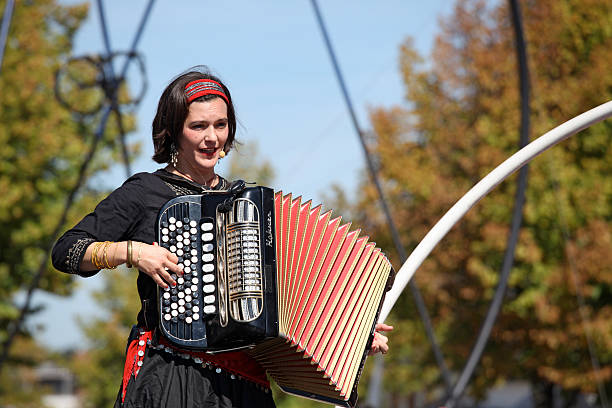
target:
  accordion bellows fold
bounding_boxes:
[248,192,392,405]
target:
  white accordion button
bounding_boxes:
[171,303,177,310]
[176,235,183,243]
[191,256,198,264]
[204,305,216,314]
[185,316,192,324]
[162,227,169,235]
[183,266,191,274]
[191,284,198,292]
[184,259,191,267]
[171,310,178,317]
[202,264,214,273]
[176,242,183,249]
[204,295,214,304]
[183,231,190,238]
[193,313,200,320]
[191,249,198,256]
[185,288,192,295]
[163,292,170,299]
[178,306,185,314]
[201,233,213,241]
[168,217,176,224]
[161,235,169,243]
[177,249,184,256]
[193,305,201,313]
[170,245,177,253]
[201,222,213,231]
[190,227,197,234]
[177,277,184,285]
[192,277,199,284]
[202,254,214,262]
[203,274,214,283]
[185,295,192,302]
[178,298,185,306]
[203,284,214,293]
[178,292,185,299]
[202,243,214,252]
[176,220,183,228]
[164,313,171,321]
[169,224,176,231]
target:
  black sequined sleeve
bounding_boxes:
[52,178,146,277]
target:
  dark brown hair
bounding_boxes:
[152,67,237,163]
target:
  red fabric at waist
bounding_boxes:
[156,334,270,388]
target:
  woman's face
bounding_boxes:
[178,98,229,172]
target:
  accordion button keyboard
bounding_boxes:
[192,284,200,292]
[185,288,192,295]
[192,277,199,284]
[201,233,213,241]
[203,295,214,304]
[178,306,185,314]
[185,316,192,324]
[169,224,176,231]
[170,245,176,253]
[202,243,213,252]
[164,313,171,321]
[202,254,214,262]
[178,292,185,299]
[171,303,177,310]
[202,264,214,273]
[171,310,178,317]
[176,220,183,228]
[203,305,216,314]
[185,296,192,303]
[193,306,200,313]
[203,274,214,283]
[193,313,200,320]
[201,222,213,231]
[203,284,215,293]
[178,298,185,306]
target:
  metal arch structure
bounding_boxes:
[0,0,156,372]
[443,0,532,404]
[309,0,453,392]
[310,0,536,402]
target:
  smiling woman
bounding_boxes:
[51,67,276,408]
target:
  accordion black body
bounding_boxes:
[156,186,278,351]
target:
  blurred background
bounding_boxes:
[0,0,611,407]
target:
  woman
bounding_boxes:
[52,67,391,408]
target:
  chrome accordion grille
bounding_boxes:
[217,198,264,323]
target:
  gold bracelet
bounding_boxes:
[91,242,105,269]
[126,240,133,268]
[103,241,117,270]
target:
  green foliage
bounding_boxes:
[0,0,138,402]
[226,140,275,186]
[331,0,612,404]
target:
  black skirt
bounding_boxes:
[116,347,276,408]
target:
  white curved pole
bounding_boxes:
[380,100,612,322]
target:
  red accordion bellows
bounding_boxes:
[249,192,393,404]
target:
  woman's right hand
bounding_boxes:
[134,242,183,289]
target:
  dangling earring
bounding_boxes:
[219,150,226,159]
[170,142,178,167]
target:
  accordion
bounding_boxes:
[156,184,393,406]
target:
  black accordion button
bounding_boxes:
[192,298,200,305]
[161,220,169,228]
[186,310,193,317]
[171,295,178,302]
[185,302,192,309]
[171,317,178,323]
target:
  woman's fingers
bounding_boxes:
[375,323,394,332]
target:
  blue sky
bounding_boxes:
[27,0,456,350]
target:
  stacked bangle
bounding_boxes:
[91,241,117,270]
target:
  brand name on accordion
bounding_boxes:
[266,211,273,247]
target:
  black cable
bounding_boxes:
[0,0,156,372]
[0,0,15,76]
[96,0,131,178]
[444,0,531,405]
[309,0,453,392]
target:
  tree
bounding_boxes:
[0,0,138,401]
[340,0,612,404]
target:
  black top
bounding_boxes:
[52,169,230,328]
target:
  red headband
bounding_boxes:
[185,79,229,104]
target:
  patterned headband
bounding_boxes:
[184,79,229,104]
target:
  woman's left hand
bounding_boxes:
[368,323,394,356]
